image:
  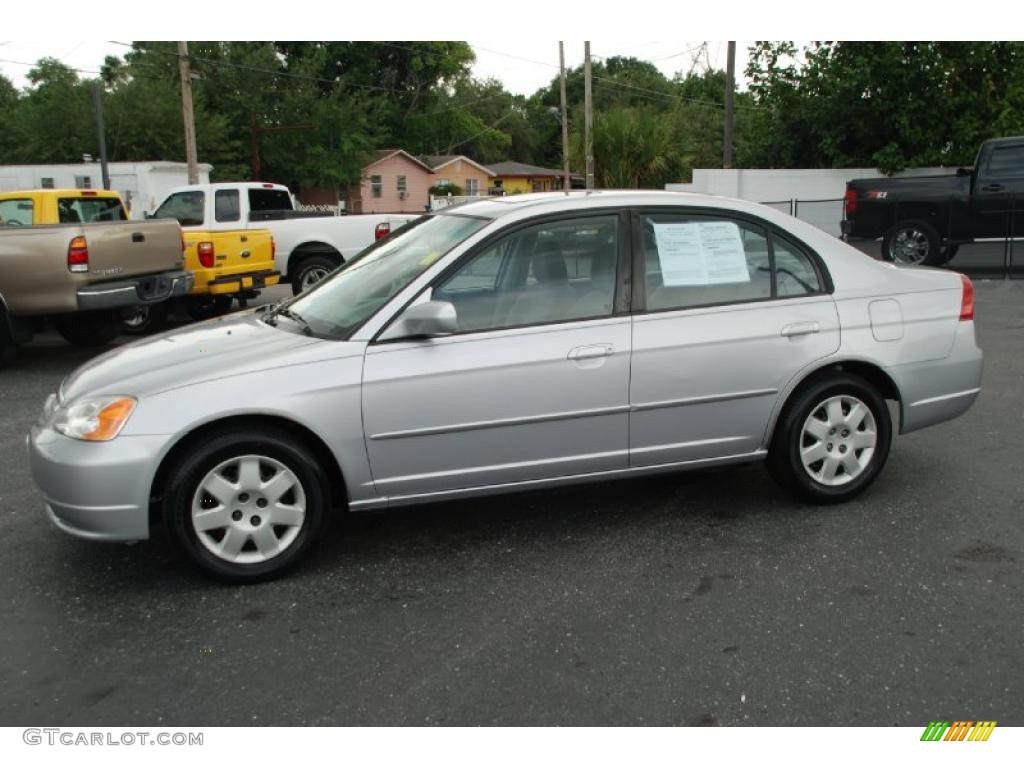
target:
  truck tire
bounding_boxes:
[882,220,944,266]
[56,311,120,347]
[187,295,233,321]
[291,253,341,295]
[118,301,170,336]
[0,312,17,368]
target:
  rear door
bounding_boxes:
[973,140,1024,239]
[628,209,840,466]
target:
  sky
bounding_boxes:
[0,40,751,96]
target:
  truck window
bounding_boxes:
[153,191,205,226]
[985,145,1024,178]
[57,197,127,224]
[215,190,241,222]
[247,188,293,213]
[0,198,33,227]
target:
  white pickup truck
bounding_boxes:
[150,182,419,294]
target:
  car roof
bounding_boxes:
[442,190,780,220]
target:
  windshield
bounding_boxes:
[276,214,489,339]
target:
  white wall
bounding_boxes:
[667,166,952,236]
[0,161,212,219]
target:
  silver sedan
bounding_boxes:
[28,191,983,581]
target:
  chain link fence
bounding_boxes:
[760,197,1024,279]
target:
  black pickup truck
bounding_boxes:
[842,136,1024,266]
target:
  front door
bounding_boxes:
[628,210,841,466]
[361,212,632,501]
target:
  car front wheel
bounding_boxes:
[768,372,892,503]
[163,427,328,582]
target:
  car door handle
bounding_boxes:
[982,184,1005,192]
[567,344,614,360]
[780,321,820,337]
[131,232,145,243]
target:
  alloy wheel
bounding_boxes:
[301,266,331,291]
[799,395,878,486]
[191,454,307,564]
[890,228,930,265]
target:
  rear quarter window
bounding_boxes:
[248,189,293,213]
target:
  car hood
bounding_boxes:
[61,311,358,402]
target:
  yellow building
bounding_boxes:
[487,162,577,195]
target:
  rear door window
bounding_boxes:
[986,144,1024,178]
[57,196,127,223]
[215,190,241,223]
[0,198,33,226]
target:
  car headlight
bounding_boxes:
[53,396,137,442]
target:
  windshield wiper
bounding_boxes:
[272,306,314,336]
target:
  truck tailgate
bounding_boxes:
[185,229,279,294]
[85,219,185,278]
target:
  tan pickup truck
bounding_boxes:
[0,189,192,363]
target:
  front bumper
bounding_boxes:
[77,270,193,311]
[27,424,169,541]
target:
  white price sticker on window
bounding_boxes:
[653,221,750,286]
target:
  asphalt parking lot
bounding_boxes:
[0,279,1021,727]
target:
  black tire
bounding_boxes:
[162,427,329,582]
[767,372,892,504]
[882,219,944,266]
[56,311,120,346]
[0,325,16,369]
[290,253,341,295]
[938,244,959,265]
[118,301,169,336]
[186,295,233,321]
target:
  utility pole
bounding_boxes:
[559,42,571,193]
[177,41,199,185]
[584,41,594,191]
[723,40,736,169]
[90,81,110,190]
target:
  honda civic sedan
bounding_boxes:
[28,191,983,581]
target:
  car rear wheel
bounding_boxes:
[163,427,328,582]
[882,220,944,266]
[291,254,340,295]
[767,372,892,503]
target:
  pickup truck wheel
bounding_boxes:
[162,427,328,582]
[0,328,16,368]
[56,311,120,346]
[882,220,943,266]
[118,301,169,336]
[186,295,232,321]
[291,254,340,295]
[767,372,892,504]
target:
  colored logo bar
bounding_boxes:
[920,721,997,741]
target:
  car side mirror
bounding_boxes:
[956,167,973,177]
[379,300,458,341]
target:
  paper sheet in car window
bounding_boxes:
[654,221,750,286]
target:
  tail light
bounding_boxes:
[374,222,391,241]
[67,236,89,272]
[844,187,858,217]
[959,274,974,321]
[197,241,215,269]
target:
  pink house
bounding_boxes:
[346,149,434,214]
